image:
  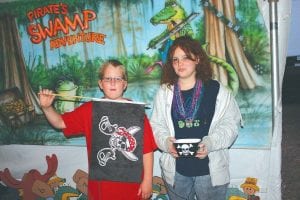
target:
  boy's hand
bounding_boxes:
[138,179,152,199]
[39,89,55,109]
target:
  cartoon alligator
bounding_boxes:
[147,0,194,64]
[146,0,239,94]
[202,44,239,95]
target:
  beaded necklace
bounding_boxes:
[172,80,204,128]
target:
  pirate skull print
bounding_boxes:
[176,143,195,156]
[97,148,116,166]
[97,116,141,166]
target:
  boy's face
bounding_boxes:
[98,65,127,100]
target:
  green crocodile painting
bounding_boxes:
[147,0,239,94]
[147,0,194,63]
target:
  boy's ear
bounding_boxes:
[123,81,128,90]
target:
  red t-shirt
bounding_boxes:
[61,101,157,200]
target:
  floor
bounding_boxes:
[281,103,300,200]
[281,66,300,200]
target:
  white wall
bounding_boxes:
[287,0,300,56]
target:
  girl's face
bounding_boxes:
[98,65,128,100]
[171,47,198,81]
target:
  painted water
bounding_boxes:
[61,80,272,149]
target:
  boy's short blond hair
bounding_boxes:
[98,59,128,81]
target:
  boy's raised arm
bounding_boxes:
[39,89,66,129]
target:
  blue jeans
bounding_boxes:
[165,172,228,200]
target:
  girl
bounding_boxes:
[150,36,241,200]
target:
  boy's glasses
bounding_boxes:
[102,77,124,83]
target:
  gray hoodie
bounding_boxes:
[150,82,242,186]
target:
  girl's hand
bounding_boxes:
[196,143,208,159]
[167,137,178,158]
